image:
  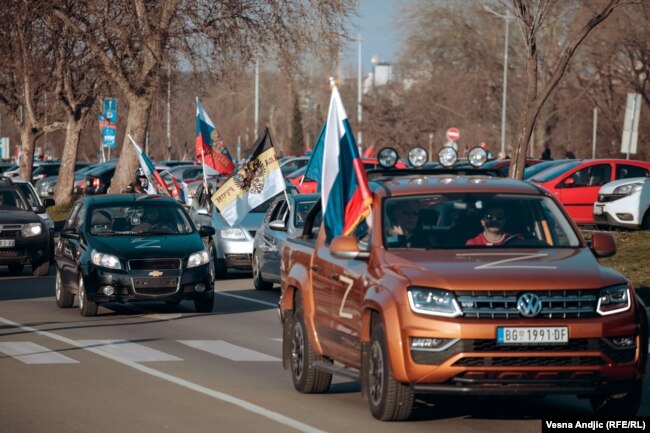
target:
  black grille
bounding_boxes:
[453,356,603,367]
[129,259,181,270]
[132,277,179,296]
[594,214,609,224]
[0,249,23,258]
[0,230,21,239]
[456,289,598,319]
[598,194,625,203]
[471,338,598,352]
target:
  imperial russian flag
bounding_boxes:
[321,83,373,242]
[195,98,235,175]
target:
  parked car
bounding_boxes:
[481,158,543,177]
[36,163,99,198]
[279,156,310,177]
[0,180,51,276]
[0,162,17,173]
[252,193,319,290]
[594,177,650,230]
[54,194,216,316]
[84,160,117,195]
[31,161,90,183]
[529,159,650,224]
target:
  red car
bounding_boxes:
[530,159,650,224]
[288,158,407,193]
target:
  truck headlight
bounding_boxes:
[188,250,210,268]
[597,285,631,316]
[407,287,462,317]
[91,250,121,270]
[22,223,43,237]
[612,182,643,196]
[221,228,246,240]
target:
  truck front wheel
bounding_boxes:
[365,320,414,421]
[291,295,331,393]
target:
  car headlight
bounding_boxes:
[91,250,122,270]
[188,250,210,268]
[221,228,246,240]
[597,284,631,316]
[21,223,43,237]
[612,182,643,196]
[407,287,462,317]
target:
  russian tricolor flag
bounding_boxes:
[128,134,171,196]
[195,98,235,176]
[321,84,373,242]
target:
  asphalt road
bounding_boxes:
[0,264,648,433]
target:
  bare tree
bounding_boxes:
[54,0,355,193]
[0,1,64,180]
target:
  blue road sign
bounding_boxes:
[102,126,117,149]
[103,98,118,122]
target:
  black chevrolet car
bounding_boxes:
[54,194,216,316]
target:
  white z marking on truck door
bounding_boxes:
[456,252,557,270]
[338,275,354,319]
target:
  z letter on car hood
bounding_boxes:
[387,248,621,291]
[89,235,205,259]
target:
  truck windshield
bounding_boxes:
[382,193,580,249]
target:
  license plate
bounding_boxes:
[0,239,15,248]
[497,327,568,345]
[593,205,603,215]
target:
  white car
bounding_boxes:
[593,177,650,230]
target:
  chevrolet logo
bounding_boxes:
[148,271,163,277]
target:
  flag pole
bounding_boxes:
[200,147,208,193]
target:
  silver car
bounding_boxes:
[189,180,295,278]
[252,193,319,290]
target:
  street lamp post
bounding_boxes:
[484,6,512,155]
[357,33,363,147]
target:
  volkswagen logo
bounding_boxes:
[517,293,543,318]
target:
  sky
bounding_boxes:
[343,0,400,75]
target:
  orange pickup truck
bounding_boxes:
[279,171,648,421]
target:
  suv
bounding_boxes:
[280,168,648,420]
[0,181,51,276]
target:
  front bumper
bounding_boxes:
[0,231,50,266]
[83,262,212,303]
[593,195,642,229]
[219,239,254,269]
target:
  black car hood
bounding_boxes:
[0,207,40,224]
[88,233,205,259]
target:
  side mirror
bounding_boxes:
[197,207,210,216]
[590,232,616,258]
[198,225,216,237]
[330,235,370,260]
[33,205,46,214]
[269,219,287,231]
[60,227,80,240]
[561,177,576,188]
[44,198,55,207]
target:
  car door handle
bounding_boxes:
[310,265,319,272]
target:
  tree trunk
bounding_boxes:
[109,95,152,194]
[53,118,84,206]
[18,127,38,180]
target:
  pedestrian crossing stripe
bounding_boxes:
[178,340,281,362]
[78,340,183,362]
[0,342,78,364]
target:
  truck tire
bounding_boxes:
[32,260,50,277]
[590,381,642,416]
[291,295,331,393]
[252,251,273,291]
[365,320,414,421]
[55,269,74,308]
[78,275,98,317]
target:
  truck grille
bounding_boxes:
[456,289,598,319]
[128,259,181,270]
[0,249,23,258]
[453,356,603,367]
[132,277,179,296]
[0,224,23,239]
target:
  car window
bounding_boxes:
[74,203,86,230]
[617,164,649,180]
[16,183,40,207]
[382,193,580,249]
[531,160,581,182]
[88,203,194,236]
[569,164,611,187]
[294,200,317,228]
[65,202,82,229]
[0,189,29,210]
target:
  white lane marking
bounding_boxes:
[78,340,182,362]
[0,342,78,364]
[215,292,277,307]
[179,340,280,362]
[0,316,325,433]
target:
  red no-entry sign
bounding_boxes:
[446,128,460,141]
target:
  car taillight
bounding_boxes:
[93,178,101,188]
